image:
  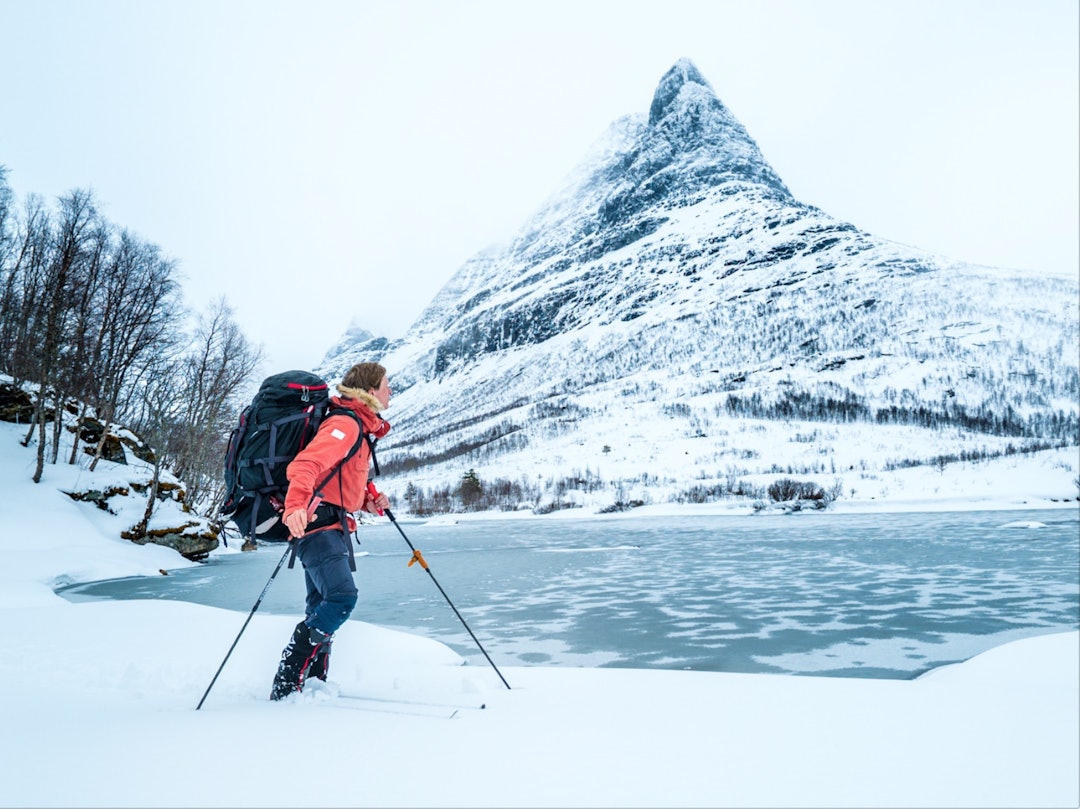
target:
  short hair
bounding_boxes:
[339,362,386,394]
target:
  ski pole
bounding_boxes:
[367,482,511,690]
[195,543,292,709]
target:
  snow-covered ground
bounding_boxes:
[0,421,1077,808]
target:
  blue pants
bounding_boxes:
[296,529,358,636]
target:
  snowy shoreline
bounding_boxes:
[394,494,1080,526]
[381,443,1080,525]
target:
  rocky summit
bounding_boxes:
[318,59,1078,510]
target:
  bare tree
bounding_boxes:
[58,217,112,465]
[29,189,99,482]
[86,232,184,470]
[0,166,13,274]
[166,298,263,510]
[1,195,51,388]
[124,350,186,540]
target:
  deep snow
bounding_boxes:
[0,421,1077,808]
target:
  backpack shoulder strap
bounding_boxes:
[311,408,367,496]
[329,407,384,477]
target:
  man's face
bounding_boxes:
[371,376,391,409]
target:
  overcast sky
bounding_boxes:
[2,0,1076,372]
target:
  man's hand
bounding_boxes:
[283,508,310,539]
[364,483,389,515]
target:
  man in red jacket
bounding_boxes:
[270,362,392,701]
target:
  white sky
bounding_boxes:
[1,417,1078,807]
[1,0,1077,371]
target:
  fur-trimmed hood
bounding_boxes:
[335,385,385,413]
[328,392,390,440]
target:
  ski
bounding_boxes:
[301,680,488,717]
[324,698,462,719]
[335,692,488,718]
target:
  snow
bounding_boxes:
[0,420,1077,808]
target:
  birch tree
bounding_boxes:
[30,189,99,482]
[167,298,263,510]
[86,232,183,470]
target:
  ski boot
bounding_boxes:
[308,636,333,682]
[270,621,333,700]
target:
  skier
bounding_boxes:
[269,362,392,700]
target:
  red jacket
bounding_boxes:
[283,394,390,527]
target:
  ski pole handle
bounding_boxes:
[366,481,385,516]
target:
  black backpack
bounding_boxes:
[220,370,365,543]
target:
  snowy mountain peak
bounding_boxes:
[641,58,790,196]
[318,60,1078,511]
[648,57,713,124]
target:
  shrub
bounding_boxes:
[767,478,827,502]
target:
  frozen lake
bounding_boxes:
[59,508,1080,679]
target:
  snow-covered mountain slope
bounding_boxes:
[318,59,1079,510]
